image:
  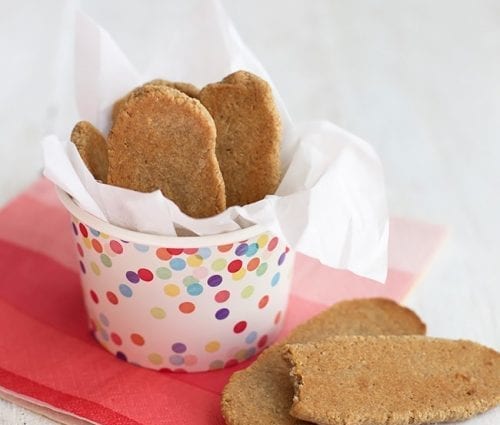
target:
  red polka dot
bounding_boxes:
[109,240,123,254]
[138,268,154,282]
[179,302,195,314]
[90,290,99,304]
[218,243,233,252]
[111,332,122,345]
[258,334,268,348]
[184,248,198,254]
[227,259,243,273]
[91,239,103,253]
[106,291,119,305]
[156,248,172,261]
[247,257,260,271]
[76,243,84,257]
[167,248,183,255]
[173,368,187,373]
[258,295,269,309]
[214,290,230,303]
[233,321,247,334]
[274,311,282,325]
[79,223,88,238]
[131,333,145,346]
[225,358,239,368]
[267,236,279,251]
[285,246,290,253]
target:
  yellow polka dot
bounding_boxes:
[211,258,227,271]
[205,340,221,353]
[241,285,254,298]
[99,233,109,239]
[83,237,92,249]
[235,349,247,361]
[148,353,163,365]
[164,284,180,297]
[187,255,203,267]
[257,234,269,248]
[90,262,101,276]
[150,307,166,319]
[232,268,246,281]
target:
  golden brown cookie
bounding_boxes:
[107,84,226,218]
[199,70,282,207]
[284,336,500,425]
[70,121,108,183]
[221,298,426,425]
[111,79,199,123]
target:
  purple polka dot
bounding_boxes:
[116,351,127,361]
[169,355,184,366]
[235,243,248,256]
[215,308,230,320]
[172,342,187,353]
[72,222,78,235]
[79,261,86,274]
[278,252,286,266]
[126,271,140,284]
[208,274,223,287]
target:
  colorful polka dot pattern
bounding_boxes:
[70,218,294,372]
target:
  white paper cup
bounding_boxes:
[57,189,295,372]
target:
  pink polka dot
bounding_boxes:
[111,332,122,345]
[274,311,282,325]
[106,291,119,305]
[258,295,270,309]
[167,248,183,255]
[215,290,230,303]
[267,237,279,251]
[184,248,198,255]
[193,266,208,279]
[109,240,123,254]
[76,243,84,257]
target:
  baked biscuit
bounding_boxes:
[70,121,108,183]
[284,336,500,425]
[199,70,282,207]
[111,79,200,122]
[221,298,426,425]
[107,84,225,218]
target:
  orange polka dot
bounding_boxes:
[218,243,233,252]
[131,333,145,346]
[156,248,172,261]
[106,291,119,305]
[179,302,195,314]
[91,239,103,253]
[258,295,270,309]
[247,257,260,271]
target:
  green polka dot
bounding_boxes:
[156,267,172,279]
[241,285,255,298]
[100,254,112,267]
[256,262,268,276]
[211,258,227,271]
[183,276,198,286]
[150,307,166,319]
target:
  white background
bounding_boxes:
[0,0,498,423]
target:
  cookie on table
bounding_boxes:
[107,84,226,218]
[199,70,282,207]
[111,79,200,122]
[221,298,426,425]
[70,121,108,183]
[284,336,500,425]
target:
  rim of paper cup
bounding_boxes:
[57,188,267,248]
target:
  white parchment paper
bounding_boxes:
[42,0,389,282]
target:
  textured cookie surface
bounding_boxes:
[107,85,225,218]
[111,79,200,122]
[284,336,500,425]
[199,70,282,207]
[70,121,108,183]
[221,298,426,425]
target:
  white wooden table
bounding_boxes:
[0,0,498,423]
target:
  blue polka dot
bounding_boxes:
[170,258,186,271]
[100,329,109,341]
[271,272,281,287]
[245,331,258,344]
[246,243,259,257]
[235,243,248,256]
[89,227,100,237]
[169,354,184,366]
[134,243,149,252]
[198,247,212,259]
[99,313,109,327]
[119,284,133,298]
[187,283,203,296]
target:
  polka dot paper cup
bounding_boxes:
[57,189,295,372]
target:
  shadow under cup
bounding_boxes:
[57,189,295,372]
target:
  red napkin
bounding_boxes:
[0,178,445,425]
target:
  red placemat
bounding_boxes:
[0,178,446,425]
